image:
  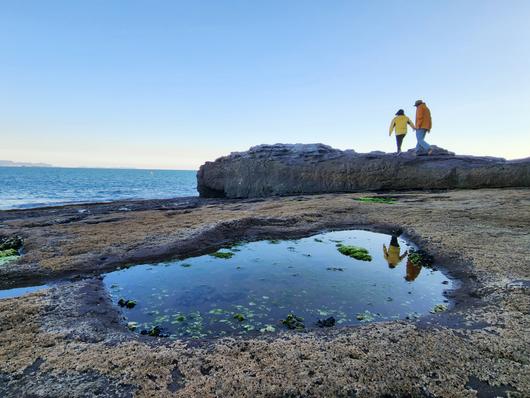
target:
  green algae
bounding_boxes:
[0,255,18,266]
[408,249,434,267]
[354,197,397,204]
[337,244,372,261]
[118,299,137,309]
[210,250,235,259]
[0,236,22,266]
[0,249,18,258]
[282,313,305,330]
[233,313,245,322]
[431,304,448,313]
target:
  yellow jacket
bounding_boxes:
[389,115,415,136]
[383,244,407,267]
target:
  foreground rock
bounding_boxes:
[0,189,529,396]
[197,143,530,197]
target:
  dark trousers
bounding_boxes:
[396,134,405,152]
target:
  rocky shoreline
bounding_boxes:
[197,144,530,198]
[0,188,529,396]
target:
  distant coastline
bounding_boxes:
[0,160,53,168]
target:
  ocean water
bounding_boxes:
[0,167,197,210]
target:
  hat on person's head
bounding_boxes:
[414,100,424,107]
[395,109,405,116]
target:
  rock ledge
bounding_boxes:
[197,143,530,198]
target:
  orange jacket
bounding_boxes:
[415,103,432,130]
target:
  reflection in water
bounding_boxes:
[383,235,408,268]
[104,230,450,339]
[406,260,422,282]
[383,235,423,281]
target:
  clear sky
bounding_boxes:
[1,1,529,170]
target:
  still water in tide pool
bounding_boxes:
[103,230,452,339]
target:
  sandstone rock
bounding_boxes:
[197,143,530,198]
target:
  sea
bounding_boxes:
[0,167,198,211]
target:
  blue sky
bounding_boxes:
[1,1,529,169]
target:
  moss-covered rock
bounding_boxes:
[0,235,22,252]
[281,313,305,330]
[118,299,137,309]
[337,244,372,261]
[233,313,245,322]
[431,304,448,313]
[140,325,169,337]
[210,250,235,259]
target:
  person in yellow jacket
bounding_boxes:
[389,109,415,154]
[414,99,433,155]
[383,235,408,268]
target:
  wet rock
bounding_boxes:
[127,321,138,331]
[0,235,23,252]
[197,143,530,198]
[356,311,375,322]
[259,325,276,333]
[431,304,448,313]
[281,313,305,330]
[117,299,136,309]
[233,313,245,322]
[140,325,169,337]
[317,317,336,327]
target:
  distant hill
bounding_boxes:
[0,160,53,167]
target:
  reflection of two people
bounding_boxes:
[383,235,421,281]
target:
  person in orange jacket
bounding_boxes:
[405,259,422,282]
[389,109,415,154]
[414,99,433,155]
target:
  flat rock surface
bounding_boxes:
[197,143,530,197]
[0,189,529,397]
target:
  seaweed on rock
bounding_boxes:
[408,249,434,267]
[337,244,372,261]
[210,250,235,259]
[282,313,305,330]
